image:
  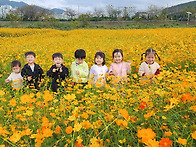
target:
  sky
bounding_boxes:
[11,0,194,12]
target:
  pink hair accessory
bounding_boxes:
[97,50,102,53]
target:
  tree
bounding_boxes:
[106,4,121,20]
[122,6,136,20]
[93,8,104,21]
[64,8,76,19]
[78,14,91,27]
[18,5,51,21]
[147,5,163,20]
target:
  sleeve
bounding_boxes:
[47,66,54,77]
[7,73,13,81]
[138,63,145,76]
[89,65,95,78]
[106,66,109,73]
[154,63,161,75]
[39,65,44,79]
[60,66,69,79]
[155,69,161,75]
[79,63,89,78]
[126,62,131,74]
[108,63,113,74]
[70,62,74,78]
[21,66,28,80]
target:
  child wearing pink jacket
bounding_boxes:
[109,49,131,82]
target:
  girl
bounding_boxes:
[138,48,161,78]
[90,51,108,85]
[109,49,131,81]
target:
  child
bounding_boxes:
[90,51,108,86]
[138,48,161,79]
[21,51,44,90]
[5,60,23,88]
[71,49,89,85]
[47,53,69,92]
[109,49,131,82]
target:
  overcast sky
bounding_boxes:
[11,0,194,12]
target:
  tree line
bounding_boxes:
[3,4,196,23]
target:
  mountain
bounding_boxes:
[167,1,196,14]
[51,8,64,14]
[0,0,28,8]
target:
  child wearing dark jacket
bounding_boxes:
[47,53,69,92]
[21,51,44,90]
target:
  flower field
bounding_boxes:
[0,28,196,147]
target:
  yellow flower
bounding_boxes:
[74,123,82,132]
[9,132,21,143]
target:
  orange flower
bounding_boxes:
[190,105,196,112]
[137,128,156,144]
[81,120,91,129]
[178,138,187,145]
[80,112,89,119]
[182,93,193,101]
[54,125,61,134]
[164,131,172,136]
[159,138,172,147]
[20,94,32,104]
[9,98,16,107]
[191,131,196,140]
[75,142,83,147]
[65,126,73,134]
[42,128,53,137]
[118,109,129,120]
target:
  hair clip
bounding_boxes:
[97,50,102,53]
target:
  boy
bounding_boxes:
[21,51,44,90]
[71,49,89,85]
[5,60,23,88]
[47,53,69,92]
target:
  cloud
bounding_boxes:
[11,0,193,12]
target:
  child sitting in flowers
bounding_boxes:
[47,53,69,92]
[71,49,89,86]
[138,48,161,80]
[5,60,23,89]
[21,51,44,90]
[109,49,131,83]
[90,51,108,86]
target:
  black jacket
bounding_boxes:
[21,63,44,89]
[47,64,69,92]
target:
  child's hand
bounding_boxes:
[76,70,80,75]
[5,79,10,83]
[59,67,63,73]
[53,68,57,72]
[127,61,131,66]
[27,76,32,81]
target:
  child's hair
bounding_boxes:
[52,53,63,59]
[95,51,105,65]
[112,49,123,58]
[141,48,161,61]
[75,49,86,59]
[11,60,21,68]
[25,51,36,58]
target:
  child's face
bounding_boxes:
[113,52,123,64]
[53,57,63,67]
[95,55,103,66]
[26,55,35,65]
[12,65,21,74]
[76,58,84,64]
[146,53,155,64]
